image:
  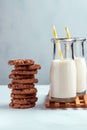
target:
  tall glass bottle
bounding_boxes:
[74,38,87,96]
[50,38,76,102]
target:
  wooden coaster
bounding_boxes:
[45,94,87,108]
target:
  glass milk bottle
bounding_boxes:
[50,38,76,102]
[74,38,87,96]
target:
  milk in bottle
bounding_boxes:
[50,38,76,102]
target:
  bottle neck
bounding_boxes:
[74,41,85,58]
[53,42,74,60]
[64,43,74,59]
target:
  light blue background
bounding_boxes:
[0,0,87,84]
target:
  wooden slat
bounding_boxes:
[75,96,80,107]
[45,95,50,108]
[84,94,87,106]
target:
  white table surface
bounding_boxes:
[0,85,87,130]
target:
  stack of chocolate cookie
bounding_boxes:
[8,59,41,109]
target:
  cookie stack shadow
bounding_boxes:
[8,59,41,109]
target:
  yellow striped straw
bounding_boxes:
[65,26,71,38]
[53,25,64,60]
[65,26,71,50]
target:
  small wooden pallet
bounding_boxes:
[45,94,87,109]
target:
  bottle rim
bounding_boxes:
[73,37,86,42]
[51,38,76,43]
[51,37,86,43]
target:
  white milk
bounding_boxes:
[74,57,87,94]
[50,59,76,101]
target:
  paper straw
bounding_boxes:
[65,26,71,38]
[65,26,71,50]
[53,25,64,60]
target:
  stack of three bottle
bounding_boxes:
[50,38,87,102]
